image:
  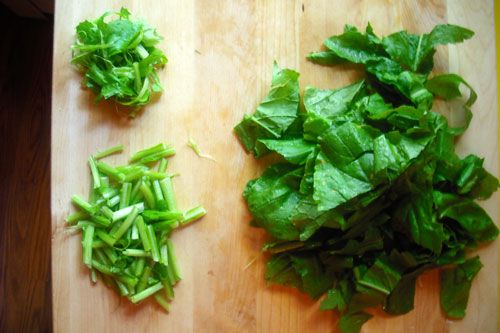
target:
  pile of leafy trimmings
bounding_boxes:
[66,143,206,311]
[71,8,167,115]
[235,24,498,333]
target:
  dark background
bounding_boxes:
[0,3,53,333]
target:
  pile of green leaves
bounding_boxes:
[235,24,498,333]
[72,8,167,114]
[67,143,206,311]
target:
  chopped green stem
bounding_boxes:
[107,195,120,207]
[158,158,168,173]
[123,168,145,182]
[96,161,125,182]
[142,210,183,221]
[103,247,118,264]
[95,229,116,247]
[112,203,145,221]
[94,249,110,266]
[100,176,109,187]
[131,221,139,240]
[160,177,177,210]
[166,263,176,286]
[182,206,207,225]
[119,182,132,209]
[111,206,140,243]
[153,220,179,232]
[116,274,139,289]
[82,225,95,268]
[140,182,156,209]
[71,195,98,215]
[100,187,118,199]
[133,62,141,93]
[76,220,97,228]
[130,180,143,203]
[162,277,175,300]
[94,144,124,159]
[135,216,151,251]
[88,156,101,189]
[160,244,169,266]
[100,206,114,220]
[134,258,146,277]
[92,239,106,248]
[92,259,113,275]
[130,282,163,304]
[91,215,111,227]
[66,211,89,225]
[147,225,160,262]
[116,281,130,296]
[187,137,216,161]
[130,143,168,163]
[152,180,164,204]
[135,44,149,59]
[166,239,181,281]
[67,143,206,308]
[138,148,176,164]
[90,269,97,283]
[154,293,170,312]
[136,266,152,293]
[123,249,152,257]
[144,171,167,180]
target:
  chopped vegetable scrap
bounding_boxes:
[67,143,206,311]
[71,8,167,114]
[187,137,216,161]
[235,23,498,333]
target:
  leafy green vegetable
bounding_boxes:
[67,143,206,311]
[440,256,483,318]
[234,62,300,157]
[72,8,167,114]
[236,23,497,333]
[338,311,373,333]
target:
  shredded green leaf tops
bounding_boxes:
[66,143,206,311]
[71,8,167,114]
[235,24,498,333]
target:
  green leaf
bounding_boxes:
[306,51,346,65]
[243,164,302,240]
[304,81,365,119]
[291,254,332,298]
[320,289,346,311]
[385,266,427,314]
[381,24,473,74]
[440,256,482,319]
[392,184,445,253]
[319,122,375,167]
[428,24,474,47]
[320,281,350,311]
[433,191,499,243]
[265,254,302,289]
[234,63,300,157]
[322,26,384,64]
[426,74,476,134]
[356,257,401,295]
[259,138,315,165]
[338,311,373,333]
[313,152,372,211]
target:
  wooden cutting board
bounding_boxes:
[51,1,498,332]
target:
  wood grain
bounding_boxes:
[0,7,52,333]
[51,1,498,332]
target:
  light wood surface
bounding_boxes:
[51,1,498,332]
